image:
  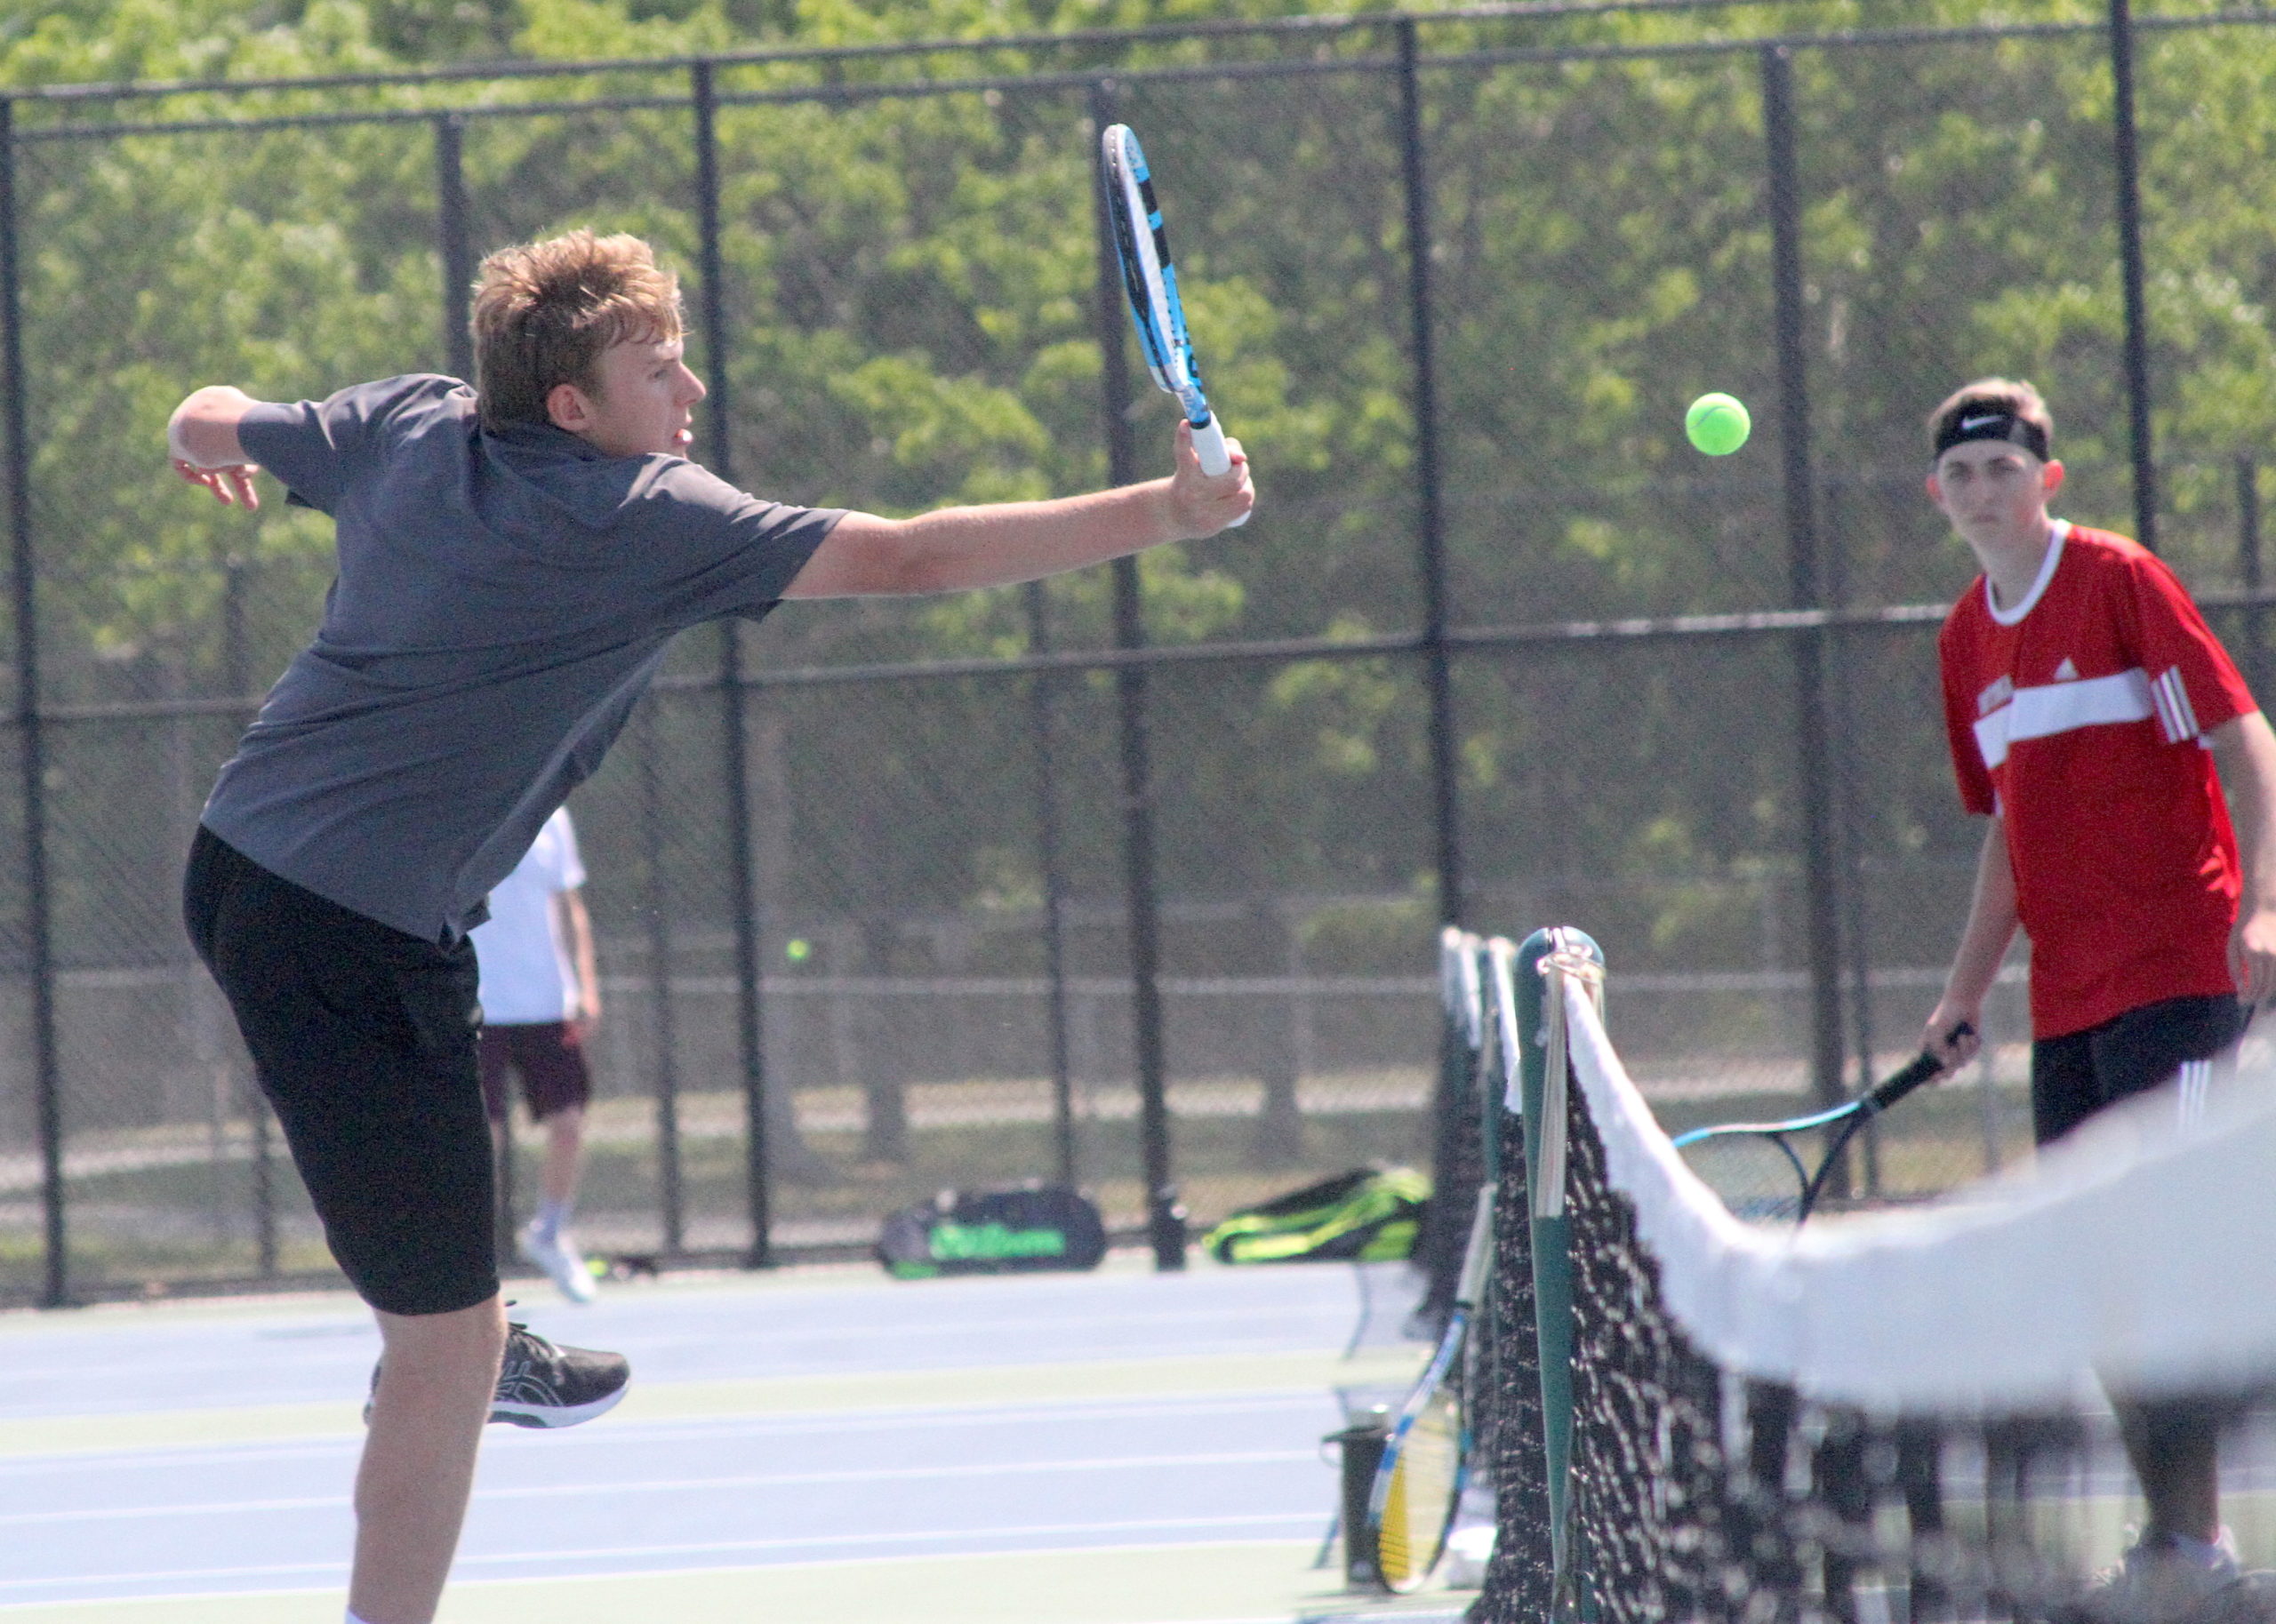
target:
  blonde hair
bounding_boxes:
[1926,377,2054,460]
[469,230,683,431]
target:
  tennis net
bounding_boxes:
[1451,928,2276,1624]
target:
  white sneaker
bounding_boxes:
[518,1220,598,1303]
[2075,1531,2241,1624]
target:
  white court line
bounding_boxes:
[0,1303,1344,1391]
[0,1334,1359,1413]
[493,1388,1336,1443]
[0,1537,1326,1616]
[0,1447,1316,1526]
[453,1514,1326,1574]
[0,1389,1334,1473]
[0,1558,346,1595]
[0,1514,1321,1596]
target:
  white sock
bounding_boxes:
[534,1198,573,1241]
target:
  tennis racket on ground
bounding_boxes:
[1100,122,1246,523]
[1366,1182,1493,1591]
[1671,1024,1970,1224]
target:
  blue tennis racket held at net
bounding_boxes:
[1101,123,1246,524]
[1672,1023,1969,1223]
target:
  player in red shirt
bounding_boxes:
[1919,379,2276,1618]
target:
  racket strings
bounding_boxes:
[1374,1388,1464,1591]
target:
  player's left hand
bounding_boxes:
[174,458,262,510]
[1166,419,1253,537]
[2231,903,2276,1004]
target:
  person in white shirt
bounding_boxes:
[471,806,604,1302]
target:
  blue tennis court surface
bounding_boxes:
[0,1258,1437,1622]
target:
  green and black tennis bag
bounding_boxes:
[877,1183,1109,1278]
[1201,1165,1430,1265]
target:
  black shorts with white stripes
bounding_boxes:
[2030,992,2249,1148]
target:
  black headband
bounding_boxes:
[1933,406,2050,463]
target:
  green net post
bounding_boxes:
[1516,925,1600,1591]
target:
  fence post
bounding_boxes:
[1820,479,1881,1193]
[1395,20,1463,934]
[429,112,506,1262]
[1024,580,1079,1188]
[433,114,476,382]
[220,558,278,1276]
[637,703,685,1253]
[1088,80,1182,1270]
[0,102,66,1308]
[693,60,779,1267]
[1760,47,1848,1124]
[2108,0,2158,553]
[2241,460,2267,704]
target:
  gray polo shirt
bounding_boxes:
[203,373,841,942]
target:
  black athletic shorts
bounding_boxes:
[2030,992,2249,1148]
[183,826,497,1316]
[478,1021,594,1124]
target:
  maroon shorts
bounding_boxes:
[477,1020,594,1123]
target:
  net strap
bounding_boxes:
[1535,942,1604,1221]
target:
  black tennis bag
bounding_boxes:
[876,1184,1109,1279]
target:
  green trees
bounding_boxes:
[8,0,2276,966]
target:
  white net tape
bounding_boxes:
[1557,973,2276,1412]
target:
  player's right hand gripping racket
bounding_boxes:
[1671,1024,1970,1223]
[1366,1182,1494,1591]
[1100,122,1246,524]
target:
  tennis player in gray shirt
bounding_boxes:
[168,228,1253,1624]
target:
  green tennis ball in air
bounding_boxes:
[1685,392,1751,456]
[785,938,812,964]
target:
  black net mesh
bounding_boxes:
[1467,957,1556,1620]
[1466,949,2276,1624]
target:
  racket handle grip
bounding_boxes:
[1190,414,1248,528]
[1192,413,1230,475]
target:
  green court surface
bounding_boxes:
[0,1257,1461,1624]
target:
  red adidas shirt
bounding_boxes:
[1939,523,2256,1039]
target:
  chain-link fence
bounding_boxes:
[4,1,2274,1304]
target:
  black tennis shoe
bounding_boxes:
[488,1321,629,1428]
[363,1320,630,1429]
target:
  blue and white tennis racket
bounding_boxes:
[1365,1181,1492,1590]
[1101,123,1245,522]
[1671,1028,1965,1223]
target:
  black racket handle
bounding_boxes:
[1798,1022,1973,1223]
[1864,1020,1973,1116]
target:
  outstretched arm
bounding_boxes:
[1922,813,2018,1069]
[2208,710,2276,1004]
[167,386,265,509]
[784,420,1253,599]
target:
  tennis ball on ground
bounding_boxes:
[785,938,812,964]
[1685,392,1751,456]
